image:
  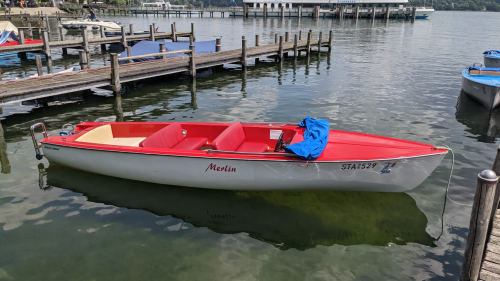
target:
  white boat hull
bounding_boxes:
[42,143,446,192]
[462,75,500,110]
[415,8,434,19]
[484,56,500,68]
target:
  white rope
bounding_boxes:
[444,145,473,207]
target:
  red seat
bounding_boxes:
[139,123,207,150]
[212,122,246,151]
[235,142,267,153]
[172,137,208,150]
[212,122,268,153]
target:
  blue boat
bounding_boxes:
[462,65,500,110]
[484,50,500,68]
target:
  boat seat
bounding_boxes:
[469,70,500,76]
[139,123,207,150]
[105,137,146,147]
[212,122,268,153]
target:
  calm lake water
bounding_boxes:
[1,11,500,280]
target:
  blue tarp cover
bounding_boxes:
[118,40,216,64]
[469,67,500,72]
[285,116,330,160]
[0,31,19,45]
[484,50,500,55]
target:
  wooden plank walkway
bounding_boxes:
[0,39,328,104]
[0,31,192,55]
[479,209,500,281]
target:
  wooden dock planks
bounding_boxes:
[0,39,327,104]
[479,210,500,281]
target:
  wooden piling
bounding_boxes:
[285,31,289,42]
[189,44,196,78]
[241,36,247,69]
[150,24,155,41]
[275,34,278,44]
[79,50,89,70]
[411,7,416,21]
[129,24,134,36]
[159,43,166,59]
[41,30,51,59]
[306,30,312,55]
[278,36,283,60]
[386,6,391,20]
[35,55,43,76]
[59,26,67,55]
[216,38,221,52]
[328,31,333,51]
[281,5,284,19]
[126,46,132,63]
[298,6,302,18]
[110,53,121,94]
[461,170,499,281]
[191,23,196,42]
[171,23,177,42]
[293,34,298,57]
[120,26,127,47]
[100,26,106,51]
[263,5,267,18]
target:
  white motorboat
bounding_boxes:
[61,18,121,31]
[462,66,500,110]
[484,50,500,68]
[415,7,434,19]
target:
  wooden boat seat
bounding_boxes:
[105,137,146,147]
[212,122,268,153]
[469,70,500,76]
[75,125,147,147]
[139,123,208,150]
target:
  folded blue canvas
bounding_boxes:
[285,116,329,160]
[483,50,500,55]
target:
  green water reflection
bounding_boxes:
[42,163,435,250]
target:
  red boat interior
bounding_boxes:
[71,122,298,153]
[43,121,447,161]
[0,39,43,46]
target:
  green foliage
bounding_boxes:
[409,0,500,11]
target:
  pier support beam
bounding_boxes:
[255,35,260,63]
[110,53,121,94]
[281,6,284,19]
[150,24,156,41]
[35,55,43,76]
[278,36,283,61]
[41,30,51,61]
[293,34,298,57]
[318,31,322,51]
[100,26,106,51]
[386,6,391,20]
[189,43,196,78]
[411,7,416,21]
[79,50,89,70]
[241,36,247,69]
[298,6,302,19]
[306,30,312,55]
[59,27,67,55]
[120,26,127,48]
[191,23,196,42]
[328,30,333,51]
[461,170,498,281]
[263,5,267,18]
[171,23,177,42]
[216,38,221,52]
[355,6,359,19]
[372,6,376,22]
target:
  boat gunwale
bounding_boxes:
[40,141,448,163]
[462,69,500,87]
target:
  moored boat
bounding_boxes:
[415,7,434,19]
[484,50,500,68]
[61,18,121,32]
[31,120,448,192]
[462,66,500,110]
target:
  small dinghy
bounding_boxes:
[462,65,500,110]
[30,120,448,192]
[484,50,500,68]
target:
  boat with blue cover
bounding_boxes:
[484,50,500,68]
[462,65,500,110]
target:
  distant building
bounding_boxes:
[242,0,409,8]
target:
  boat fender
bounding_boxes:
[92,26,99,29]
[79,25,87,29]
[62,24,70,29]
[70,25,79,29]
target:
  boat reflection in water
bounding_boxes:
[456,90,500,143]
[41,163,435,250]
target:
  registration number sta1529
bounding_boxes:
[341,163,377,170]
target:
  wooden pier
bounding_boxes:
[0,31,332,108]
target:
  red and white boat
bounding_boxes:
[30,121,448,192]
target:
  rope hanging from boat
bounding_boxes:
[442,146,472,207]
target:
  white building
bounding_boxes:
[243,0,409,9]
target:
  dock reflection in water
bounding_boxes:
[456,90,500,143]
[41,163,435,250]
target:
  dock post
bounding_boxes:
[281,5,284,19]
[44,15,50,33]
[275,34,278,44]
[171,23,177,42]
[285,31,289,42]
[489,146,500,236]
[120,26,128,48]
[278,36,283,61]
[191,23,196,42]
[255,35,260,63]
[126,46,132,63]
[411,7,416,21]
[17,29,27,60]
[355,6,359,19]
[339,6,343,19]
[386,6,390,20]
[159,43,166,59]
[241,36,247,69]
[129,24,134,36]
[35,55,43,76]
[318,31,322,51]
[306,30,312,55]
[263,5,267,18]
[79,50,89,70]
[189,43,196,78]
[372,6,376,22]
[41,30,51,61]
[216,38,221,52]
[298,6,302,19]
[99,26,106,51]
[110,53,121,94]
[328,30,333,51]
[59,27,67,55]
[293,34,298,57]
[150,24,155,41]
[460,170,498,281]
[28,21,32,37]
[298,30,302,56]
